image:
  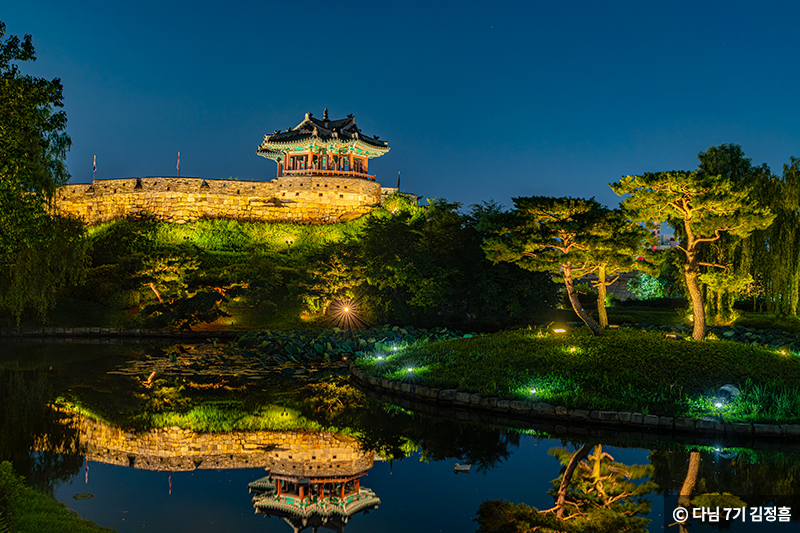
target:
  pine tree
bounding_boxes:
[610,171,773,341]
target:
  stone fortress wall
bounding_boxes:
[53,175,383,225]
[74,416,373,473]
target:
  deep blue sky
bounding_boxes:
[6,1,800,210]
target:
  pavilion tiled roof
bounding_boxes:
[258,109,389,155]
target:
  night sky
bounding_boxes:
[5,1,800,210]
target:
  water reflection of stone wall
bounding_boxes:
[76,416,371,472]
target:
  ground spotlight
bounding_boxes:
[327,298,368,330]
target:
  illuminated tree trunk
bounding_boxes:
[684,222,707,341]
[148,282,163,303]
[596,264,609,328]
[563,264,602,336]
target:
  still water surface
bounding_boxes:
[2,339,798,532]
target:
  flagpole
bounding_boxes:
[177,151,180,178]
[92,155,96,187]
[397,171,400,190]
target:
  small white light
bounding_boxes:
[407,367,414,373]
[530,388,537,394]
[553,328,566,334]
[393,347,398,351]
[715,402,723,408]
[377,356,383,361]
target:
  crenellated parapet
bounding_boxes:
[53,175,382,225]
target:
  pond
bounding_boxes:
[2,339,799,533]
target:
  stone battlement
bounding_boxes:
[54,176,382,225]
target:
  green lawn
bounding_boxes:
[0,462,113,533]
[355,327,800,423]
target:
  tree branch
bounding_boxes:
[697,261,729,269]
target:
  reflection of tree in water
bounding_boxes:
[0,370,82,496]
[650,448,800,524]
[476,443,655,533]
[299,378,519,471]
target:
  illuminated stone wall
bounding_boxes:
[53,176,382,225]
[77,416,372,473]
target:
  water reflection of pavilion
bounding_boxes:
[248,432,380,532]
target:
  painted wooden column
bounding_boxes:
[364,157,368,173]
[299,485,305,500]
[349,153,353,173]
[284,152,290,171]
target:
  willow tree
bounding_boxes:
[611,172,774,341]
[0,21,86,323]
[483,196,608,335]
[693,145,774,321]
[743,157,800,315]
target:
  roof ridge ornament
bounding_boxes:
[323,107,329,121]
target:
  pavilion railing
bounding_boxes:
[281,169,376,181]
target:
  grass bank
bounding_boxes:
[0,462,112,533]
[355,327,800,423]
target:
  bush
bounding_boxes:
[0,462,23,528]
[627,273,682,300]
[618,297,687,309]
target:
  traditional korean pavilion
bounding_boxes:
[257,109,390,181]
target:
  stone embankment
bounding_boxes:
[349,365,800,442]
[54,176,381,225]
[0,327,238,339]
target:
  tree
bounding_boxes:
[610,171,774,341]
[483,197,610,335]
[693,145,775,322]
[0,21,85,323]
[586,210,654,328]
[348,198,557,328]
